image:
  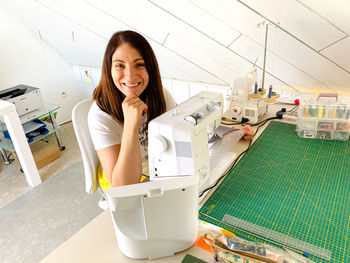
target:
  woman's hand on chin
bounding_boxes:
[122,94,148,132]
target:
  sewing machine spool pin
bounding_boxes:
[254,81,258,94]
[263,85,277,103]
[268,85,272,98]
[248,81,261,100]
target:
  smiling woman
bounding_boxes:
[111,43,149,97]
[87,30,176,190]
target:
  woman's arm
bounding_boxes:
[96,129,141,186]
[96,95,147,187]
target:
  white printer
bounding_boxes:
[0,85,44,116]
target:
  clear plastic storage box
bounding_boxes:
[297,93,350,141]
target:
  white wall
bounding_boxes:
[0,8,81,124]
[71,66,101,100]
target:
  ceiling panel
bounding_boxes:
[241,0,346,51]
[37,0,126,40]
[86,0,235,84]
[85,0,169,44]
[321,37,350,73]
[229,34,331,91]
[44,37,104,68]
[98,0,259,85]
[158,58,199,82]
[158,62,205,83]
[161,27,254,78]
[298,0,350,35]
[191,0,265,43]
[164,35,236,84]
[192,0,350,91]
[148,0,240,47]
[230,36,326,89]
[41,34,105,68]
[266,29,350,89]
[257,72,290,91]
[86,0,259,83]
[151,40,226,84]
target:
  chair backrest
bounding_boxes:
[72,99,99,194]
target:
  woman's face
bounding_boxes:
[111,43,149,97]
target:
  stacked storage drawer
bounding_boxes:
[297,99,350,141]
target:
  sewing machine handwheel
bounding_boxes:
[150,135,168,154]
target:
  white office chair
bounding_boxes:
[72,99,107,209]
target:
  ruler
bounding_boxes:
[222,214,331,261]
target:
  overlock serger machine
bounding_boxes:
[223,69,268,124]
[105,91,233,260]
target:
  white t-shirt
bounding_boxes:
[87,88,176,174]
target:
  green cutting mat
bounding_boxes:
[199,121,350,263]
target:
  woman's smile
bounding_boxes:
[111,43,149,97]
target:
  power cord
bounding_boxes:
[199,147,248,198]
[276,107,298,121]
[199,116,275,198]
[199,109,290,198]
[250,116,280,127]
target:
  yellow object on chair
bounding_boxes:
[97,164,149,192]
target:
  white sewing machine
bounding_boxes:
[105,91,237,260]
[148,91,227,193]
[224,69,268,124]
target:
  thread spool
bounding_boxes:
[317,106,323,118]
[323,106,329,118]
[336,105,347,119]
[309,105,318,118]
[346,108,350,120]
[331,106,337,118]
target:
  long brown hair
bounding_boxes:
[93,30,166,128]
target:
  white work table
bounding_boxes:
[41,104,295,263]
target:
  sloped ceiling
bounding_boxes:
[1,0,350,95]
